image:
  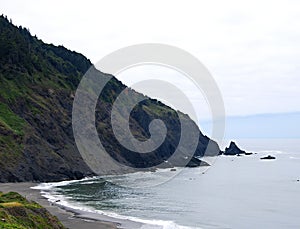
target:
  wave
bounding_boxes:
[289,156,300,160]
[32,178,198,229]
[258,150,286,155]
[31,176,99,190]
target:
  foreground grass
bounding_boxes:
[0,191,65,229]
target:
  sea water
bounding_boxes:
[34,139,300,229]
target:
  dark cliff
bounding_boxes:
[0,15,221,182]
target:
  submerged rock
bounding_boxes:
[260,155,276,160]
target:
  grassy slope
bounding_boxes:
[0,192,65,229]
[0,15,94,181]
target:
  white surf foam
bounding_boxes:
[32,178,198,229]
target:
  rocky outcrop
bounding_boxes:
[260,155,276,160]
[223,141,252,156]
[186,157,210,167]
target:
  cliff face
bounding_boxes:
[0,15,221,182]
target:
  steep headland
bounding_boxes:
[0,15,223,182]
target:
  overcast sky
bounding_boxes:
[1,0,300,121]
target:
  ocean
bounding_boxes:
[33,139,300,229]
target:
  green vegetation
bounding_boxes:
[143,101,176,117]
[0,103,25,136]
[0,14,219,182]
[0,191,65,229]
[0,15,95,182]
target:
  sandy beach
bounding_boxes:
[0,182,144,229]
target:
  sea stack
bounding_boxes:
[224,141,251,156]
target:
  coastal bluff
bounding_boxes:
[0,16,239,183]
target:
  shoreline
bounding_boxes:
[0,182,145,229]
